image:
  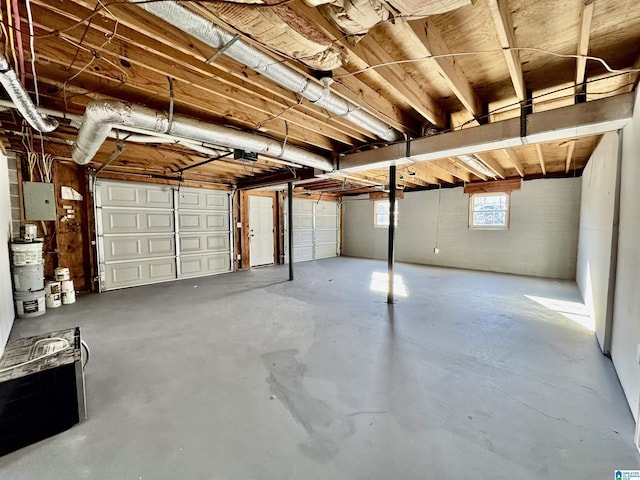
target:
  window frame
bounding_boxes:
[468,192,510,230]
[373,199,398,228]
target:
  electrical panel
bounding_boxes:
[23,182,56,221]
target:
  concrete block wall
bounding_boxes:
[343,177,581,279]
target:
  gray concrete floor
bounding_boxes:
[1,257,638,479]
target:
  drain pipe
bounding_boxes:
[0,54,58,132]
[72,100,334,171]
[129,0,401,143]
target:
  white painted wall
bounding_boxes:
[576,132,620,353]
[611,89,640,422]
[0,153,15,357]
[343,177,581,279]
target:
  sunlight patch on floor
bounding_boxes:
[525,295,594,331]
[370,272,408,297]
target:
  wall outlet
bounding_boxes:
[434,247,440,254]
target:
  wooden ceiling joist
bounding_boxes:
[565,141,576,173]
[405,18,484,120]
[503,149,525,177]
[576,0,596,94]
[535,144,547,175]
[474,153,506,179]
[487,0,527,102]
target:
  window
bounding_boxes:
[469,192,510,229]
[374,200,398,227]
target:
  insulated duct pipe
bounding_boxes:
[72,100,334,171]
[129,0,401,143]
[0,54,58,132]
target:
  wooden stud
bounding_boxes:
[406,18,483,119]
[487,0,527,102]
[535,144,547,175]
[453,158,488,181]
[434,159,472,182]
[474,153,506,179]
[576,0,595,94]
[503,149,525,177]
[565,141,576,173]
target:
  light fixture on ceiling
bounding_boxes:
[457,154,496,177]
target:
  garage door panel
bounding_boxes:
[179,189,229,211]
[315,243,338,259]
[103,210,174,234]
[294,246,313,262]
[179,212,229,232]
[97,181,232,291]
[179,233,230,254]
[315,230,337,244]
[293,216,313,229]
[180,253,231,278]
[315,216,338,229]
[104,236,175,262]
[293,200,313,214]
[285,198,339,263]
[293,231,313,245]
[315,201,337,215]
[104,258,177,290]
[100,182,173,208]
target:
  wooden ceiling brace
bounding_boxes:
[503,149,524,177]
[487,0,527,102]
[575,0,595,100]
[535,144,546,175]
[338,93,635,172]
[405,18,483,120]
[565,141,576,173]
[474,153,505,179]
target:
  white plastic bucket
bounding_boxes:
[45,280,62,308]
[12,263,44,292]
[20,224,37,242]
[55,267,70,281]
[14,289,46,318]
[11,241,43,266]
[61,280,76,305]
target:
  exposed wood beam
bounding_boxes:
[503,149,524,177]
[535,144,547,175]
[338,93,635,172]
[487,0,527,102]
[433,159,471,182]
[237,168,315,190]
[576,0,596,94]
[421,163,457,184]
[565,141,576,173]
[454,158,488,181]
[474,153,506,179]
[404,18,483,119]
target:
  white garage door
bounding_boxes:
[284,198,339,263]
[96,180,232,291]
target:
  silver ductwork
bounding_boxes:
[129,0,401,143]
[0,54,58,133]
[72,100,334,171]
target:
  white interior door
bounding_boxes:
[249,195,274,267]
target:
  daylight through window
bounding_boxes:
[469,192,510,229]
[374,200,398,227]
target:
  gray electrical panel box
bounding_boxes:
[23,182,56,221]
